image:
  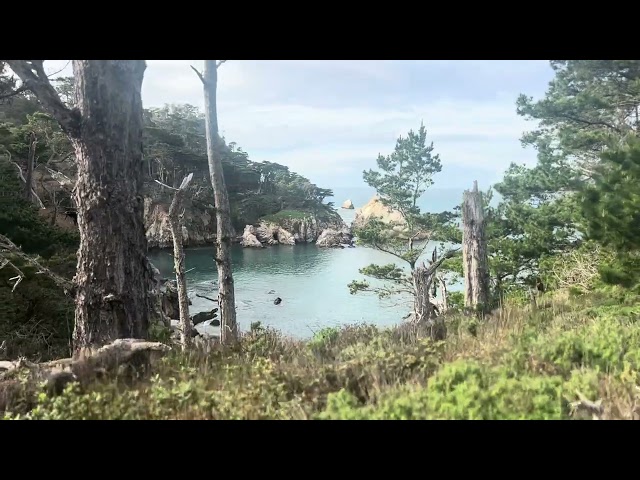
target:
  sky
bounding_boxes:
[41,60,555,197]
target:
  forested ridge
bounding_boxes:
[2,60,640,420]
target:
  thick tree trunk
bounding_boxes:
[6,61,151,352]
[413,265,446,341]
[70,61,150,351]
[201,60,238,343]
[24,132,36,202]
[462,180,490,311]
[167,174,194,349]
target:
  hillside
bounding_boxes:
[0,96,345,249]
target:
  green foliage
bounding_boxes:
[143,105,336,230]
[503,60,640,294]
[3,293,640,419]
[351,124,459,303]
[582,137,640,287]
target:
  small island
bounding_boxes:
[341,199,354,209]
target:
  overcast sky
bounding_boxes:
[41,60,554,190]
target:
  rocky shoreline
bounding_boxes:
[146,206,354,250]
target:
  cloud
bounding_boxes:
[34,60,552,189]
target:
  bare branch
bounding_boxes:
[5,61,80,138]
[47,60,71,78]
[190,65,206,85]
[195,293,218,303]
[0,233,74,295]
[154,178,179,191]
[216,60,228,69]
[10,161,45,208]
[0,258,24,291]
[0,84,27,101]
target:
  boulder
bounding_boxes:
[341,199,354,209]
[191,308,219,326]
[276,227,296,245]
[240,225,264,248]
[316,228,347,248]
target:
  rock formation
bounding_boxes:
[241,225,264,248]
[342,199,354,209]
[144,197,220,249]
[316,228,351,248]
[352,196,430,240]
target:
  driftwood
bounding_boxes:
[0,339,170,397]
[569,391,604,420]
[195,293,218,303]
[0,339,170,412]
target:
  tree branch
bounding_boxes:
[5,61,80,138]
[10,161,45,208]
[216,60,228,69]
[0,84,27,101]
[190,65,206,86]
[0,233,74,295]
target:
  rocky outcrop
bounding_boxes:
[241,225,264,248]
[255,221,295,245]
[261,212,351,244]
[342,199,354,209]
[316,228,351,248]
[352,196,430,240]
[144,197,222,249]
[191,308,218,326]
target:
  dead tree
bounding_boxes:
[413,249,457,340]
[191,60,238,344]
[462,180,490,312]
[156,174,194,348]
[7,60,151,354]
[24,132,36,202]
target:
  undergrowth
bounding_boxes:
[2,290,640,420]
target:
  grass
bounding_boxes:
[2,289,640,420]
[261,210,313,222]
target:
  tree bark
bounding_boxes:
[70,61,151,352]
[462,180,490,311]
[7,61,151,353]
[196,61,238,344]
[437,273,448,312]
[166,174,194,349]
[412,250,457,341]
[24,132,36,202]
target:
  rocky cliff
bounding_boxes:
[144,196,225,249]
[352,196,430,240]
[241,211,352,247]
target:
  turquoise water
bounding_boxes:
[148,202,462,339]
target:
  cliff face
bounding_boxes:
[352,196,430,240]
[144,195,224,249]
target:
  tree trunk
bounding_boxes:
[462,180,490,311]
[167,174,194,349]
[70,61,150,351]
[413,265,446,340]
[437,273,448,313]
[6,61,151,354]
[24,132,36,202]
[200,61,238,344]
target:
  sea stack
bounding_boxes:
[341,199,354,209]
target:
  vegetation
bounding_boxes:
[3,291,639,419]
